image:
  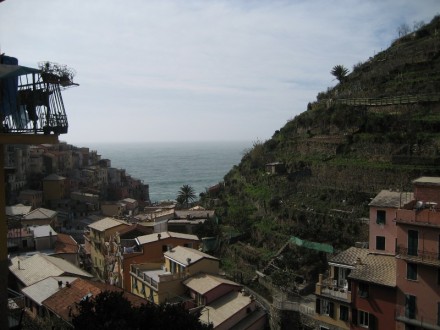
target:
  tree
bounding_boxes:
[177,184,196,208]
[330,65,349,83]
[72,291,212,330]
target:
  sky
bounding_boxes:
[0,1,438,144]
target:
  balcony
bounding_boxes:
[395,306,440,330]
[396,245,440,267]
[315,275,351,302]
[396,208,440,227]
[0,60,75,135]
[130,264,187,290]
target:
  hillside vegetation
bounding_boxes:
[203,16,440,291]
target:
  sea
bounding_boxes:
[86,141,252,203]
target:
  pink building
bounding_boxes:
[368,190,413,255]
[394,177,440,329]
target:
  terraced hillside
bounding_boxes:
[204,16,440,291]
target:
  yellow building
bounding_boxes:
[87,217,130,279]
[130,246,219,304]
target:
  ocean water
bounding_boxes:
[86,141,251,203]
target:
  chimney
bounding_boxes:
[18,260,21,270]
[356,257,362,265]
[58,281,62,288]
[157,233,161,240]
[66,281,71,287]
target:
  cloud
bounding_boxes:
[1,0,438,143]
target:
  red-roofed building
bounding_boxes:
[42,278,147,327]
[53,233,80,266]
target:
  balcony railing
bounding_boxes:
[1,67,70,134]
[315,277,351,301]
[397,246,440,266]
[130,265,188,290]
[395,306,440,330]
[396,208,440,227]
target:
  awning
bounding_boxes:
[0,64,40,79]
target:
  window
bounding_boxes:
[376,210,386,224]
[405,294,416,319]
[317,299,334,317]
[376,236,385,250]
[407,263,418,281]
[358,310,369,328]
[339,305,349,321]
[358,282,369,298]
[408,230,418,256]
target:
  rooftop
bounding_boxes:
[54,233,79,254]
[9,253,92,286]
[23,208,57,220]
[183,273,241,295]
[413,176,440,186]
[199,291,254,328]
[21,276,77,305]
[42,278,146,322]
[135,231,199,246]
[369,190,414,208]
[87,217,129,232]
[348,253,396,287]
[164,246,218,266]
[329,247,370,267]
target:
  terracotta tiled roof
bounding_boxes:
[42,278,147,322]
[55,233,78,254]
[183,273,241,295]
[329,247,370,267]
[368,190,413,208]
[348,253,396,287]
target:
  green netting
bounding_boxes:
[289,236,334,253]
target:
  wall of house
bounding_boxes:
[187,259,219,276]
[351,282,396,330]
[414,185,440,204]
[396,258,440,328]
[35,234,56,250]
[313,300,350,329]
[369,206,397,254]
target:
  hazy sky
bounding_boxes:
[1,1,437,144]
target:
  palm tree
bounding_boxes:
[331,65,349,83]
[177,184,196,208]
